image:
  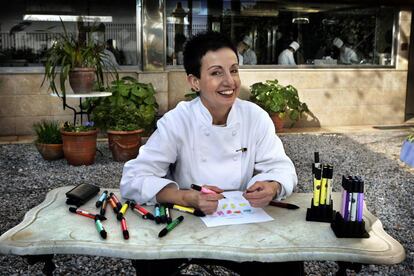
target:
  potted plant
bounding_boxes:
[42,20,117,99]
[250,79,309,132]
[91,76,158,161]
[400,130,414,167]
[33,120,64,161]
[61,121,98,166]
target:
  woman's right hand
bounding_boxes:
[185,185,224,215]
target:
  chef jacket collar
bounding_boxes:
[196,97,240,127]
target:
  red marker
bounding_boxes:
[130,201,155,220]
[121,217,129,239]
[69,207,106,220]
[191,184,225,198]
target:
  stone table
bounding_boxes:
[0,187,405,275]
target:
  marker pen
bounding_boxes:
[158,216,184,238]
[319,164,329,205]
[95,190,108,208]
[107,196,119,214]
[117,201,130,221]
[325,165,333,205]
[100,197,107,216]
[95,217,107,239]
[121,217,129,239]
[191,184,224,198]
[165,206,172,224]
[313,152,320,175]
[109,193,123,211]
[154,204,161,224]
[269,201,299,209]
[349,177,358,221]
[159,204,167,223]
[129,201,155,220]
[166,203,206,217]
[312,167,322,206]
[341,176,351,221]
[69,207,106,221]
[356,177,365,222]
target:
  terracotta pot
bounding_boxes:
[35,143,64,161]
[270,113,284,132]
[107,129,144,162]
[61,129,98,166]
[69,67,96,94]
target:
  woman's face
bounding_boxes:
[189,47,241,115]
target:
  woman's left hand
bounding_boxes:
[243,181,281,208]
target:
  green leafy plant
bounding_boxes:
[42,20,117,97]
[250,79,309,123]
[33,120,62,144]
[406,129,414,143]
[91,76,158,131]
[62,121,96,132]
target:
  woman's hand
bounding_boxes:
[243,181,281,208]
[185,185,225,215]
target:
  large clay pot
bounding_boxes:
[61,129,98,166]
[107,129,144,162]
[270,113,284,133]
[35,143,64,161]
[69,67,96,94]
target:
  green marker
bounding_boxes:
[95,217,107,239]
[158,216,184,238]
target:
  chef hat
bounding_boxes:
[333,37,344,48]
[242,36,253,47]
[289,41,300,51]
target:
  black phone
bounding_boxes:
[65,184,100,206]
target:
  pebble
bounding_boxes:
[0,130,412,275]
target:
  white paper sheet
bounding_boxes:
[200,191,274,227]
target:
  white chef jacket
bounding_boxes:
[339,47,358,64]
[278,49,296,65]
[120,97,297,204]
[243,49,257,65]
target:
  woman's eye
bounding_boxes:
[211,71,222,76]
[231,69,239,74]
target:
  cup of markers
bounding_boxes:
[330,176,370,238]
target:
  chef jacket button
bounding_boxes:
[232,131,237,136]
[233,156,238,161]
[202,157,207,162]
[205,132,210,136]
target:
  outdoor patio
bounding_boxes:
[0,128,413,275]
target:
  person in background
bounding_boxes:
[120,30,299,275]
[278,41,300,65]
[333,37,359,64]
[240,35,257,65]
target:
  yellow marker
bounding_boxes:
[326,165,334,205]
[167,203,205,217]
[313,167,322,206]
[117,201,130,220]
[319,165,329,205]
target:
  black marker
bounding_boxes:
[269,201,299,210]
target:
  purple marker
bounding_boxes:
[341,176,351,221]
[356,177,365,222]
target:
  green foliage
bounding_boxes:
[250,79,309,123]
[62,121,96,132]
[91,76,158,131]
[184,90,198,101]
[42,20,118,97]
[33,120,62,144]
[407,129,414,143]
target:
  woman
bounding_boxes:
[120,31,297,215]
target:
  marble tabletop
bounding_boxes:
[0,186,405,264]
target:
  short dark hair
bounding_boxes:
[183,31,238,78]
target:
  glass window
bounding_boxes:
[0,0,137,67]
[166,1,396,67]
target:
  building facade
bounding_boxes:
[0,0,413,135]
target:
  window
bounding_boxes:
[0,0,137,67]
[165,1,396,67]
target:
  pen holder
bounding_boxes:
[306,199,335,223]
[330,212,370,238]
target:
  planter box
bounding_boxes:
[400,140,414,167]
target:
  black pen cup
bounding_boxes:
[330,212,369,238]
[306,199,335,223]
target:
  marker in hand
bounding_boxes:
[190,184,225,198]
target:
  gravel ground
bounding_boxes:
[0,129,413,275]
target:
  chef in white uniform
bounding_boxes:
[278,41,300,65]
[120,31,297,215]
[333,37,359,64]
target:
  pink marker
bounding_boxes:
[191,184,226,198]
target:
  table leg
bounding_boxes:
[336,261,362,276]
[24,254,55,276]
